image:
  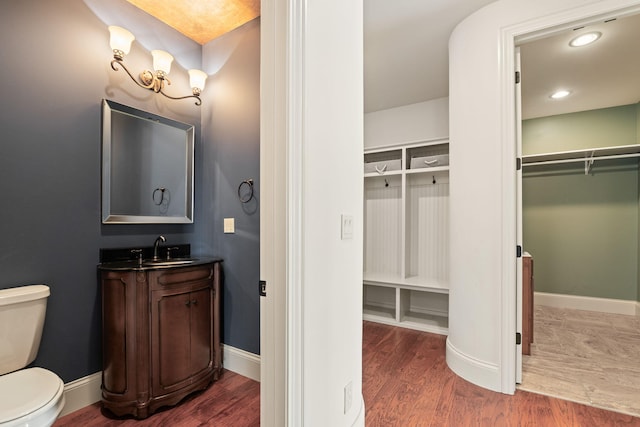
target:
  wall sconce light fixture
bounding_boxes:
[108,26,207,105]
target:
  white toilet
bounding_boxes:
[0,285,65,426]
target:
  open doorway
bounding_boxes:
[516,12,640,417]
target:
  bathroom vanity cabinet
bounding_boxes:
[100,259,222,419]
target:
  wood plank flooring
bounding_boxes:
[519,305,640,417]
[363,321,640,426]
[55,321,640,426]
[53,370,260,426]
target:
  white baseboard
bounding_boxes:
[60,371,102,417]
[222,344,261,382]
[445,337,501,393]
[57,345,261,418]
[535,292,640,316]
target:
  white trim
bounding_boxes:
[222,344,261,382]
[57,346,261,419]
[351,395,365,427]
[497,0,640,395]
[59,372,101,417]
[535,292,640,316]
[260,0,288,425]
[445,339,501,391]
[286,0,306,425]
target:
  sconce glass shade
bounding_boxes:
[108,26,135,56]
[188,69,208,93]
[152,50,174,75]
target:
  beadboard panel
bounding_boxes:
[406,173,450,286]
[364,178,403,278]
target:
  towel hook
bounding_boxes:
[238,179,255,203]
[153,187,166,205]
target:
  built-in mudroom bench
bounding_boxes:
[363,139,449,335]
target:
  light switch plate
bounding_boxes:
[341,214,353,240]
[224,218,235,233]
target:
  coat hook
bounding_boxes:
[238,179,255,203]
[432,175,436,184]
[384,178,389,187]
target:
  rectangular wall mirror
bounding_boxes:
[102,99,194,224]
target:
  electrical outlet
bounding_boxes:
[341,214,353,240]
[344,381,352,414]
[224,218,235,233]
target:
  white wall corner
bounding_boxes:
[60,372,102,417]
[222,344,261,382]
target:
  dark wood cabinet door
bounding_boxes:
[189,287,213,376]
[152,287,192,393]
[151,281,213,396]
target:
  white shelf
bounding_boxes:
[523,144,640,165]
[363,304,395,320]
[399,314,449,335]
[364,170,403,178]
[406,166,449,175]
[363,139,449,335]
[363,273,449,293]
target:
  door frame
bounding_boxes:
[260,0,298,424]
[501,0,640,389]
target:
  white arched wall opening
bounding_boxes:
[447,0,640,394]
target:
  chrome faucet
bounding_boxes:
[153,235,166,260]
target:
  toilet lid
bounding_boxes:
[0,367,63,423]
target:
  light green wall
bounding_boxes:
[523,104,640,302]
[523,104,637,156]
[523,162,638,300]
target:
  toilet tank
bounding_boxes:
[0,285,50,375]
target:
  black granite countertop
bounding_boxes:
[98,256,223,271]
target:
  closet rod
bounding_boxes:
[523,152,640,168]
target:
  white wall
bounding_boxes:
[364,98,449,149]
[447,0,640,394]
[260,0,364,425]
[302,1,364,424]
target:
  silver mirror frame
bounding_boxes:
[101,99,194,224]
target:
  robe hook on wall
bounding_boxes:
[238,179,255,203]
[153,187,167,205]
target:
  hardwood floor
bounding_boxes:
[363,321,640,426]
[53,370,260,427]
[56,321,640,426]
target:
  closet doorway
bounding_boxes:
[516,12,640,417]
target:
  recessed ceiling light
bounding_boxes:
[569,31,602,47]
[550,90,571,99]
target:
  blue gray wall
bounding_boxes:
[0,0,260,382]
[201,20,261,354]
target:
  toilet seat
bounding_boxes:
[0,367,65,426]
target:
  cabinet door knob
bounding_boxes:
[185,300,191,307]
[191,299,198,306]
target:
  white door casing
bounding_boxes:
[515,47,523,384]
[448,0,640,394]
[260,0,365,425]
